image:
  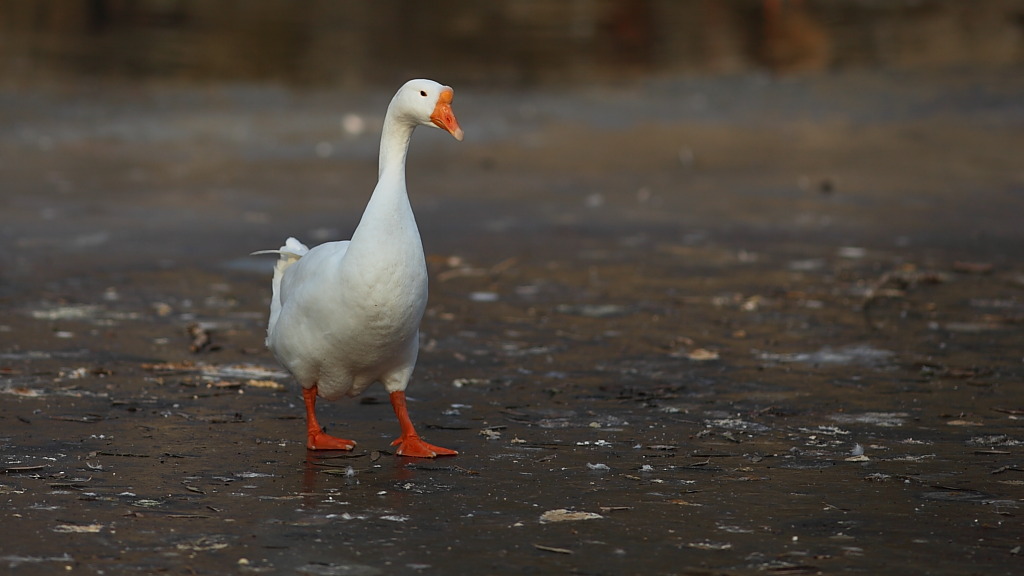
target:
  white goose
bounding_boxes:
[256,79,462,457]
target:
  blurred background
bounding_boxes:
[2,0,1023,88]
[2,0,1023,279]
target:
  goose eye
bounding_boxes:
[419,90,427,97]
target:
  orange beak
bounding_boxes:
[430,88,464,141]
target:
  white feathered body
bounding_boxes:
[259,78,464,415]
[266,169,428,401]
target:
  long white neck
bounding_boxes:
[349,104,420,249]
[378,105,416,182]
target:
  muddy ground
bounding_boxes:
[1,71,1023,575]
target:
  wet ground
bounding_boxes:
[2,70,1024,575]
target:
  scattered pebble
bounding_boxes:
[469,291,499,302]
[838,246,867,259]
[685,348,719,361]
[452,378,490,388]
[539,509,603,524]
[685,540,732,551]
[479,428,502,440]
[53,523,104,533]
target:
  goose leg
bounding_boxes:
[389,390,457,458]
[304,386,356,451]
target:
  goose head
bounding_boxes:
[392,79,464,141]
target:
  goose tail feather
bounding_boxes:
[252,237,309,342]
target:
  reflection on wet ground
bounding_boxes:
[1,62,1023,576]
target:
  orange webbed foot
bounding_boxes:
[391,435,458,458]
[303,386,356,451]
[307,431,357,451]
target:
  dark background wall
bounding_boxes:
[2,0,1022,87]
